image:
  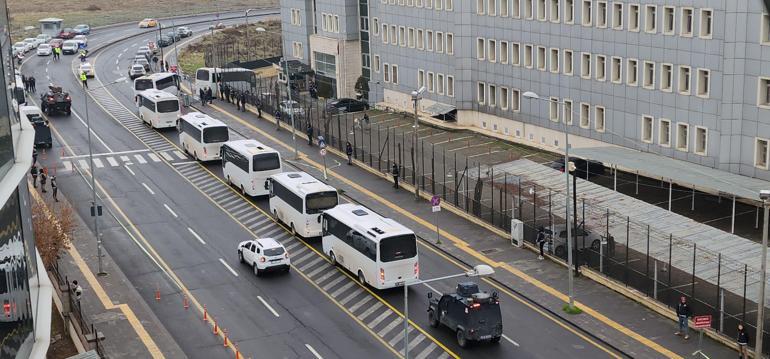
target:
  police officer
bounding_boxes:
[29,76,36,92]
[80,71,88,89]
[392,163,400,189]
[199,87,206,107]
[51,175,59,202]
[39,168,47,193]
[275,110,281,130]
[306,123,313,146]
[345,141,353,165]
[30,165,39,188]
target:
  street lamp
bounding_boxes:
[244,9,257,58]
[402,264,494,358]
[84,76,127,276]
[756,190,770,358]
[522,91,576,310]
[410,87,426,200]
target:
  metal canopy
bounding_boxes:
[569,146,769,201]
[424,102,456,116]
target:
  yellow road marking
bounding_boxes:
[209,103,682,359]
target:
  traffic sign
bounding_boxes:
[693,315,711,329]
[430,195,441,206]
[320,148,327,156]
[432,205,441,212]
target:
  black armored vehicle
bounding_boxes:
[427,281,503,348]
[40,85,71,115]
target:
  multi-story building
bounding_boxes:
[282,0,770,181]
[0,0,53,357]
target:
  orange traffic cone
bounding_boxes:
[155,286,160,301]
[183,295,189,310]
[213,319,218,335]
[223,328,228,347]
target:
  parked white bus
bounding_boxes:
[178,112,229,161]
[322,203,419,289]
[137,89,180,129]
[134,72,179,98]
[194,67,256,97]
[267,172,338,238]
[221,140,282,196]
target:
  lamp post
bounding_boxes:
[410,87,426,200]
[402,264,495,358]
[757,190,770,358]
[244,9,256,59]
[84,76,127,276]
[522,91,576,310]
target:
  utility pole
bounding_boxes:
[757,194,770,359]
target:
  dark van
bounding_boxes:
[427,282,503,348]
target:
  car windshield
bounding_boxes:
[156,100,179,113]
[252,153,280,172]
[263,247,285,256]
[379,234,417,262]
[39,45,50,49]
[132,65,144,71]
[305,191,338,214]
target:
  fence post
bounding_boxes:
[668,234,673,286]
[490,167,495,225]
[625,216,630,285]
[691,243,696,299]
[548,189,552,230]
[421,140,425,191]
[716,253,722,331]
[646,225,651,296]
[533,186,537,228]
[719,288,725,333]
[337,114,342,151]
[442,146,446,199]
[518,177,523,220]
[653,260,658,299]
[742,264,748,323]
[465,157,469,212]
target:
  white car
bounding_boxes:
[12,42,27,54]
[23,38,39,49]
[128,63,146,79]
[61,40,79,54]
[279,100,305,117]
[35,34,52,44]
[237,238,290,276]
[78,62,94,78]
[73,35,87,47]
[37,44,52,56]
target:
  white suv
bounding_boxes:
[237,238,290,276]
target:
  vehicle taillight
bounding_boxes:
[470,303,481,309]
[380,268,385,283]
[65,96,71,101]
[260,257,266,263]
[414,262,419,277]
[47,96,53,101]
[284,252,289,259]
[3,302,10,317]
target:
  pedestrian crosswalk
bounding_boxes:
[60,149,188,172]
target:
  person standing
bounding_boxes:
[392,163,400,189]
[675,296,691,340]
[29,76,36,92]
[737,323,749,358]
[199,87,206,107]
[71,280,83,304]
[30,165,38,188]
[51,175,59,202]
[206,87,213,104]
[39,168,48,193]
[345,141,353,165]
[240,91,247,112]
[275,110,281,130]
[218,82,224,100]
[256,100,263,118]
[306,123,314,146]
[22,75,28,92]
[536,226,546,260]
[32,148,37,165]
[80,71,88,89]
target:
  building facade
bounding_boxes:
[0,0,52,357]
[282,0,770,181]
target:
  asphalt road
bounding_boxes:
[21,10,634,359]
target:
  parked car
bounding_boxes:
[58,28,76,39]
[136,46,153,58]
[157,35,174,47]
[23,37,40,49]
[548,157,607,179]
[544,224,615,257]
[326,98,370,113]
[78,62,94,78]
[138,18,158,28]
[166,31,181,41]
[177,26,192,37]
[20,106,51,148]
[427,282,503,348]
[36,34,52,44]
[37,44,52,56]
[39,85,71,115]
[133,57,151,72]
[72,24,90,35]
[128,63,147,79]
[73,35,87,47]
[279,100,305,117]
[237,238,291,275]
[12,42,27,55]
[61,40,79,54]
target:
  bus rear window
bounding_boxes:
[135,79,152,91]
[156,100,179,113]
[196,69,209,81]
[252,153,280,171]
[305,191,338,214]
[156,76,177,91]
[379,234,417,262]
[202,126,229,143]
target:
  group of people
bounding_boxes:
[198,86,214,106]
[30,163,58,202]
[22,74,37,93]
[217,82,250,112]
[52,46,62,61]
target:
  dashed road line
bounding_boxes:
[141,183,155,195]
[187,228,206,245]
[257,295,280,317]
[163,203,178,218]
[219,258,239,277]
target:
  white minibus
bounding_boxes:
[322,204,419,289]
[221,140,282,196]
[137,89,180,129]
[178,112,229,161]
[133,72,179,98]
[194,67,256,97]
[267,172,338,238]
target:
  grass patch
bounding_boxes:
[562,304,583,315]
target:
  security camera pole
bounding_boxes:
[411,87,425,200]
[757,189,770,358]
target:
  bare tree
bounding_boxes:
[32,201,76,269]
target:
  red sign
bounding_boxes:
[693,315,712,329]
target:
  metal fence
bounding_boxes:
[51,261,107,358]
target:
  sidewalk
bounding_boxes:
[197,97,738,359]
[30,180,185,358]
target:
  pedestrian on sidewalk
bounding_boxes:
[22,75,28,92]
[199,88,206,107]
[39,168,48,193]
[345,142,353,165]
[206,87,213,104]
[392,163,400,189]
[218,82,224,100]
[737,323,749,358]
[256,100,263,118]
[51,176,58,202]
[307,123,314,146]
[30,165,39,188]
[275,110,281,130]
[71,280,83,303]
[224,85,231,104]
[536,226,546,260]
[363,112,370,126]
[675,296,691,340]
[240,91,247,112]
[30,76,36,92]
[32,148,37,165]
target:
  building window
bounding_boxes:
[610,56,622,83]
[477,0,485,14]
[292,42,303,58]
[334,15,340,33]
[488,84,497,107]
[390,25,397,45]
[676,122,689,151]
[579,103,590,128]
[392,65,399,84]
[512,89,521,111]
[595,106,605,132]
[321,13,328,31]
[511,43,521,66]
[446,33,454,54]
[417,69,424,88]
[447,76,455,97]
[595,55,606,81]
[699,9,713,38]
[426,0,432,8]
[581,52,591,79]
[489,39,497,62]
[628,4,640,32]
[696,68,710,98]
[537,46,546,70]
[681,8,693,37]
[424,30,433,50]
[512,0,521,18]
[382,24,389,43]
[501,0,509,17]
[447,0,454,10]
[525,0,534,19]
[549,0,560,22]
[659,119,671,146]
[756,138,769,168]
[407,27,415,48]
[399,26,406,46]
[417,29,425,49]
[478,82,486,104]
[524,44,534,68]
[663,6,675,35]
[291,9,302,26]
[501,87,509,109]
[612,2,623,30]
[374,55,381,72]
[549,48,559,73]
[436,0,443,10]
[416,0,422,5]
[678,65,691,95]
[758,77,770,108]
[427,72,435,92]
[641,115,653,143]
[627,58,638,86]
[384,63,391,82]
[644,5,657,33]
[565,0,574,23]
[597,1,608,28]
[564,99,573,124]
[436,32,445,53]
[660,63,673,92]
[762,14,770,45]
[643,61,655,89]
[581,0,592,26]
[477,38,485,60]
[694,126,707,155]
[549,97,559,122]
[500,41,509,64]
[373,18,380,36]
[536,0,546,21]
[488,0,496,15]
[563,49,573,75]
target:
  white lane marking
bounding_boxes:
[78,159,89,169]
[422,283,443,296]
[131,42,137,47]
[106,157,119,166]
[305,344,323,359]
[133,154,147,164]
[115,59,119,65]
[71,110,113,152]
[46,60,50,65]
[219,258,239,277]
[63,161,72,172]
[122,48,128,53]
[160,152,174,161]
[187,228,206,245]
[148,153,161,162]
[93,158,104,168]
[120,155,130,162]
[173,150,187,160]
[45,67,49,73]
[117,53,122,58]
[125,165,136,176]
[61,148,151,159]
[257,296,280,317]
[503,334,520,347]
[141,183,155,195]
[163,203,178,218]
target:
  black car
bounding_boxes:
[427,282,502,348]
[325,98,369,114]
[39,86,71,115]
[548,157,606,179]
[27,114,52,148]
[157,35,174,47]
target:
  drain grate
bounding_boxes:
[480,248,500,255]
